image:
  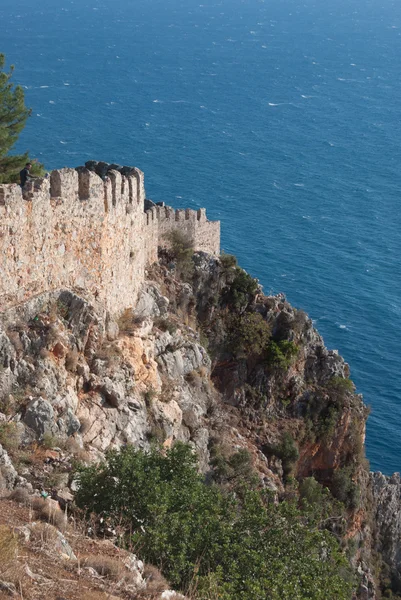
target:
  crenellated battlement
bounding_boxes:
[0,164,220,314]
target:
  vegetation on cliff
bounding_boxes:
[76,443,354,600]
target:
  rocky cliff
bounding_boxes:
[0,236,398,598]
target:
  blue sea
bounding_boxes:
[2,0,401,474]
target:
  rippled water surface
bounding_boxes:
[2,0,401,473]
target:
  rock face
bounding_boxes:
[371,472,401,591]
[0,443,18,491]
[0,246,396,599]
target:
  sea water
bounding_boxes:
[2,0,401,474]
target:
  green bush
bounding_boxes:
[273,432,299,479]
[266,339,299,370]
[228,312,271,357]
[210,447,256,487]
[220,253,237,269]
[222,267,259,311]
[166,230,194,281]
[75,443,353,600]
[0,422,20,452]
[331,468,360,510]
[327,376,355,394]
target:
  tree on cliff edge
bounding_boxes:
[0,53,44,183]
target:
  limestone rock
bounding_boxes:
[23,398,58,438]
[134,283,169,319]
[371,472,401,589]
[0,443,18,491]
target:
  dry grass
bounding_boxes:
[84,555,122,580]
[29,522,60,545]
[0,422,21,453]
[31,497,67,531]
[0,525,24,594]
[65,349,79,372]
[0,525,18,565]
[80,592,118,600]
[118,308,142,336]
[8,487,30,505]
[138,564,169,597]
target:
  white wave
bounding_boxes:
[40,85,49,88]
[153,99,163,103]
[261,45,267,48]
[63,83,70,86]
[171,100,188,103]
[294,183,304,187]
[339,324,347,330]
[301,94,314,98]
[60,141,68,144]
[49,100,55,104]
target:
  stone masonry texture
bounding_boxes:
[0,166,220,314]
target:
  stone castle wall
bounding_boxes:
[0,167,220,314]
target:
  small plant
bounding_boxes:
[0,422,20,453]
[166,230,194,281]
[244,384,267,409]
[95,343,123,368]
[0,525,18,566]
[31,497,67,531]
[327,376,355,396]
[83,555,122,580]
[41,432,60,450]
[273,432,299,480]
[222,267,259,311]
[266,339,299,370]
[118,308,141,335]
[330,467,360,510]
[185,370,202,387]
[220,253,237,269]
[143,387,157,407]
[154,316,177,334]
[65,349,79,372]
[56,299,69,320]
[228,312,271,357]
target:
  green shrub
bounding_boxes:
[166,230,194,281]
[331,468,360,510]
[266,339,299,370]
[0,422,20,452]
[222,267,259,311]
[210,447,256,487]
[75,443,353,600]
[228,312,271,357]
[274,432,299,479]
[243,384,267,409]
[327,376,355,399]
[220,253,237,269]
